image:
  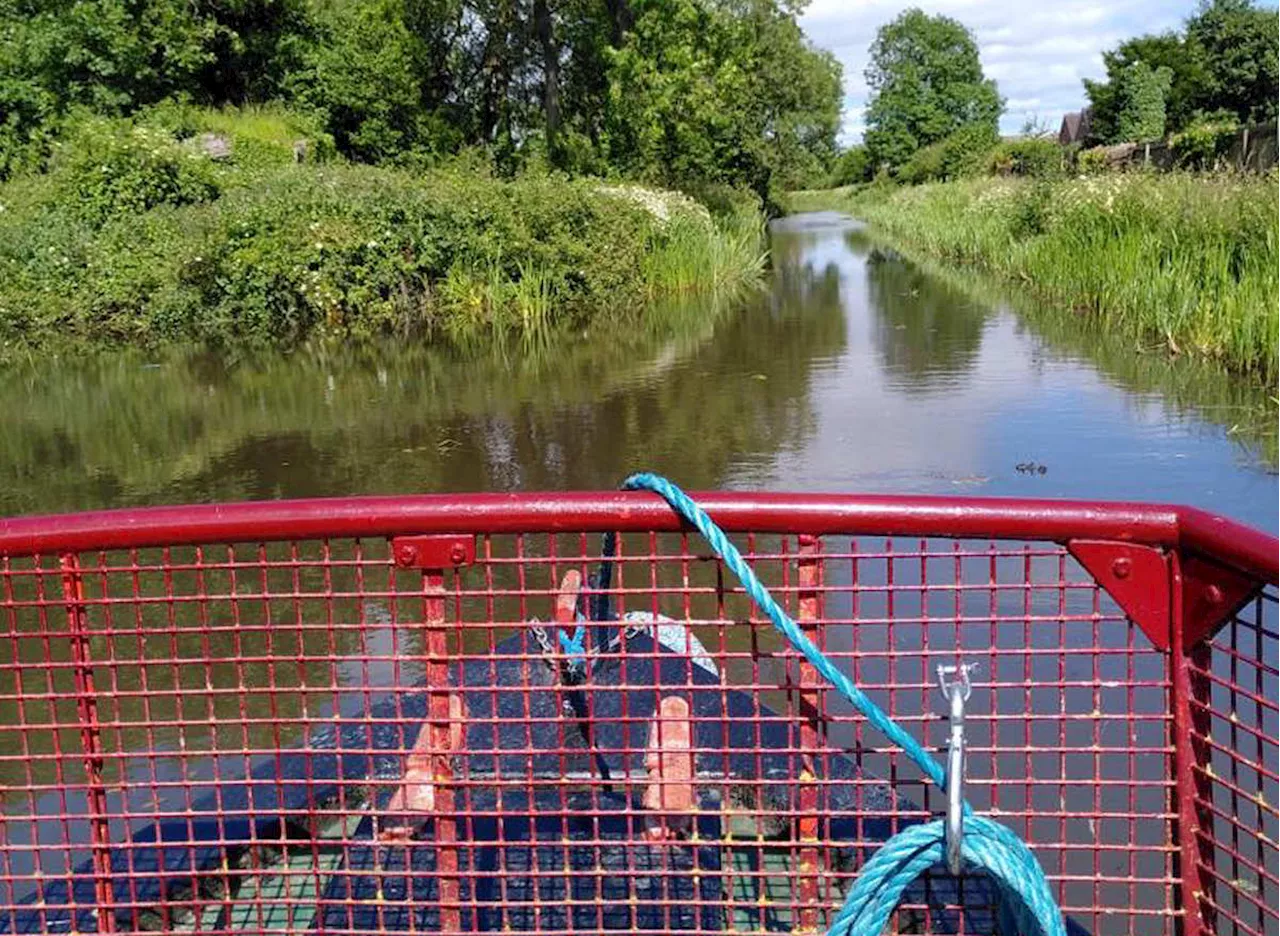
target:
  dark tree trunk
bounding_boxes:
[604,0,632,47]
[479,21,512,144]
[534,0,560,148]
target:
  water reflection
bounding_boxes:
[0,272,847,512]
[864,245,989,390]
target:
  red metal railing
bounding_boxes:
[0,493,1274,936]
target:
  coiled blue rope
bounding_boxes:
[622,472,1066,936]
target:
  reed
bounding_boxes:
[642,206,768,298]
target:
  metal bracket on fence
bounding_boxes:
[937,662,975,876]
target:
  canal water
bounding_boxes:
[1,211,1274,532]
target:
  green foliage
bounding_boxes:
[1,0,842,192]
[1186,0,1279,125]
[1084,32,1206,141]
[1084,0,1277,142]
[836,172,1280,378]
[988,138,1064,177]
[140,101,336,169]
[1008,179,1052,238]
[863,8,1003,172]
[897,123,998,184]
[1171,110,1241,168]
[603,0,842,201]
[0,147,764,349]
[1114,61,1173,142]
[49,115,223,224]
[897,140,946,184]
[285,0,460,165]
[939,123,999,178]
[830,146,871,186]
[1076,146,1110,174]
[0,0,312,176]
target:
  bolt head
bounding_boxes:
[450,543,467,564]
[1205,584,1224,605]
[1112,557,1132,579]
[394,544,416,568]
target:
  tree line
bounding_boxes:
[833,0,1277,185]
[0,0,843,200]
[1083,0,1277,146]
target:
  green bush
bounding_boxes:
[0,158,763,349]
[940,123,999,178]
[1008,180,1054,237]
[676,180,762,223]
[989,138,1064,177]
[898,140,947,183]
[1171,111,1240,169]
[898,124,998,184]
[49,115,223,225]
[830,146,872,186]
[1077,146,1110,174]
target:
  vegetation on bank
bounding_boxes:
[0,111,765,351]
[0,0,842,351]
[1082,0,1277,146]
[788,173,1279,379]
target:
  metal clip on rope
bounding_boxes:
[937,663,975,876]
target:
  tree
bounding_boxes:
[1186,0,1278,124]
[1114,61,1173,142]
[287,0,463,163]
[862,9,1003,172]
[603,0,841,199]
[830,145,870,186]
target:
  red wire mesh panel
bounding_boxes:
[1182,592,1278,936]
[0,496,1273,936]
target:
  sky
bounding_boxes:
[798,0,1202,143]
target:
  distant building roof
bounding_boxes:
[1059,108,1093,145]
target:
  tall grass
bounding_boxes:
[643,206,768,297]
[791,173,1279,380]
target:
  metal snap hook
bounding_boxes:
[937,662,975,876]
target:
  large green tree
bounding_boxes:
[1186,0,1278,124]
[603,0,841,198]
[862,8,1003,172]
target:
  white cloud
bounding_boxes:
[800,0,1196,141]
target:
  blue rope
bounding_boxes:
[558,618,587,661]
[621,472,1066,936]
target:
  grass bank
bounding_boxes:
[788,174,1279,380]
[0,110,765,352]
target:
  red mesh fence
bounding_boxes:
[0,494,1273,936]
